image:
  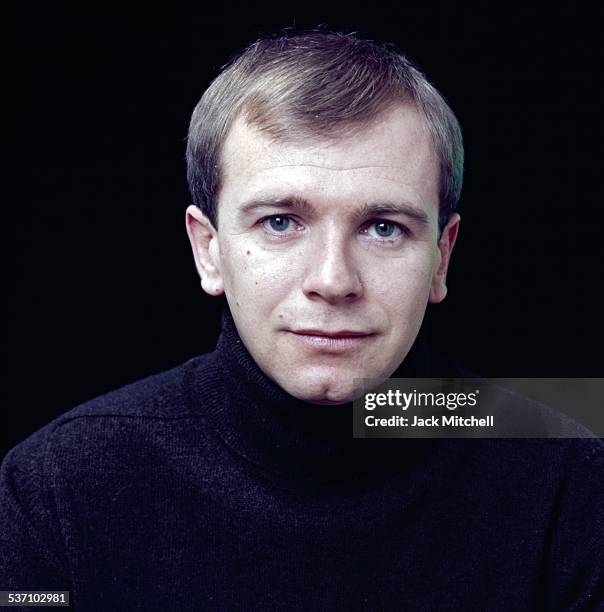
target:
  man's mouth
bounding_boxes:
[288,329,373,350]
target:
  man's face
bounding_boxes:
[187,104,459,404]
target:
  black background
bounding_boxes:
[5,2,603,457]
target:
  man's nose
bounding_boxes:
[302,231,363,304]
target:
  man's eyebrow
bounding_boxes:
[238,196,313,215]
[238,196,431,224]
[357,202,431,224]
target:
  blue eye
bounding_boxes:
[374,222,395,237]
[260,215,302,239]
[366,221,403,239]
[267,216,291,232]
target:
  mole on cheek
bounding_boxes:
[246,250,251,255]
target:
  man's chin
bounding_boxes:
[268,360,400,405]
[278,375,360,406]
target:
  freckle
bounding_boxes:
[278,314,283,319]
[255,281,258,285]
[246,250,251,255]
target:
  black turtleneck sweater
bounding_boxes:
[1,313,603,610]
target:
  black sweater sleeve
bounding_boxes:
[543,438,604,610]
[0,426,71,592]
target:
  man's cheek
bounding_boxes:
[255,252,302,285]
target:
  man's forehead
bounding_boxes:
[218,104,441,219]
[221,104,435,175]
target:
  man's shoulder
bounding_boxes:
[2,352,216,471]
[60,354,209,420]
[0,352,221,583]
[55,353,212,424]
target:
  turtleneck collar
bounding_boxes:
[192,308,445,482]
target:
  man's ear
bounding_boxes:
[185,205,224,296]
[429,213,460,304]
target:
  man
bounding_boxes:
[1,31,602,610]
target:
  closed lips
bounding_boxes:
[291,330,371,338]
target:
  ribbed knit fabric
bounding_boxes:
[1,311,603,610]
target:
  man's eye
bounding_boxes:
[266,216,291,232]
[365,220,405,239]
[260,215,301,236]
